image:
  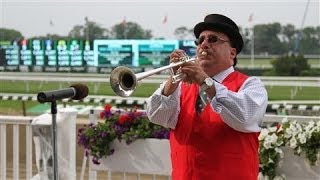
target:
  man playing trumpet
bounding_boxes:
[146,14,268,180]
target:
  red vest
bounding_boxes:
[170,71,259,180]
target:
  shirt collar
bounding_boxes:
[212,66,234,83]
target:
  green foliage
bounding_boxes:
[0,28,23,41]
[259,147,282,179]
[111,22,152,39]
[299,27,320,54]
[259,120,320,179]
[30,34,69,41]
[261,70,276,76]
[301,130,320,165]
[243,23,319,55]
[254,23,286,54]
[81,119,117,161]
[300,69,320,76]
[68,17,109,40]
[258,125,285,179]
[271,54,310,76]
[174,26,193,39]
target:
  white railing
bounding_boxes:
[1,113,319,180]
[0,93,319,117]
[0,108,77,180]
[263,114,320,123]
[0,115,33,180]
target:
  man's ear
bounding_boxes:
[230,48,237,60]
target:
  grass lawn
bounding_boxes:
[237,58,319,67]
[1,80,319,99]
[266,86,320,100]
[0,80,319,115]
[0,81,320,100]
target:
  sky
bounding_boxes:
[1,0,319,39]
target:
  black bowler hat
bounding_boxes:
[194,14,244,54]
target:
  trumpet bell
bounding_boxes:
[110,66,137,97]
[109,56,197,97]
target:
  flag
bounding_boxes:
[162,15,168,24]
[248,13,254,22]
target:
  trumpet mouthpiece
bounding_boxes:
[201,51,207,56]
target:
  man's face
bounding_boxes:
[196,30,236,75]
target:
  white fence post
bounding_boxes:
[26,125,33,179]
[13,124,19,180]
[0,115,33,180]
[0,124,6,180]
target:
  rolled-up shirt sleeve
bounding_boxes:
[146,82,181,129]
[211,76,268,132]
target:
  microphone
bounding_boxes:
[37,83,89,103]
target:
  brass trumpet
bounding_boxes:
[110,56,197,97]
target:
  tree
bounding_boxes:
[0,28,23,41]
[239,27,252,54]
[298,26,320,54]
[254,23,286,55]
[68,25,84,39]
[281,24,296,52]
[30,34,69,41]
[110,21,152,39]
[68,17,109,40]
[174,26,193,40]
[271,55,310,76]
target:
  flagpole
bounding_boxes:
[49,19,54,40]
[249,13,254,68]
[85,17,89,40]
[251,26,254,68]
[122,16,127,39]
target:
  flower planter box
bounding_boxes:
[277,146,320,180]
[88,140,320,179]
[89,139,171,176]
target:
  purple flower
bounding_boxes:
[104,111,112,119]
[152,129,170,139]
[114,124,127,136]
[92,157,100,165]
[100,131,108,138]
[78,134,89,147]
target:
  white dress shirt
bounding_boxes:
[146,66,268,133]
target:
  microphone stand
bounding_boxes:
[50,100,58,180]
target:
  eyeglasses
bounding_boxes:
[195,35,229,46]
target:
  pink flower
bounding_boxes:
[100,111,105,119]
[104,104,112,112]
[100,104,113,118]
[118,114,132,125]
